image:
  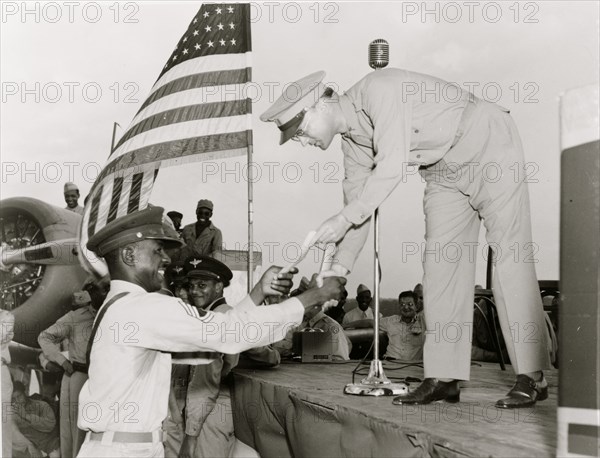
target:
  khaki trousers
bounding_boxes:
[60,371,88,457]
[419,100,550,380]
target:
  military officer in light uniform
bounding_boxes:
[77,206,345,457]
[261,69,550,408]
[38,291,97,458]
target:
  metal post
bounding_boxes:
[343,39,409,396]
[247,129,254,292]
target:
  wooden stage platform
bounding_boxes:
[231,361,558,457]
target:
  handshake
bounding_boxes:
[250,266,347,314]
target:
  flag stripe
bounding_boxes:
[95,130,250,185]
[112,114,250,161]
[87,184,104,237]
[116,99,250,152]
[152,53,251,93]
[106,177,124,224]
[140,67,250,112]
[129,83,251,129]
[127,173,145,213]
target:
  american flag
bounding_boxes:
[80,3,252,275]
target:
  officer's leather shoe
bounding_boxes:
[392,378,460,405]
[495,374,548,409]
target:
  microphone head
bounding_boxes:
[369,39,389,70]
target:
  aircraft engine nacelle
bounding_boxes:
[0,197,88,347]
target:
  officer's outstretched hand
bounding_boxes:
[311,213,352,245]
[250,266,298,305]
[316,262,349,287]
[296,276,347,312]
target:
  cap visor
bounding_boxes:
[186,271,221,281]
[145,236,184,250]
[279,115,304,145]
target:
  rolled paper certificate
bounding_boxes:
[279,230,317,275]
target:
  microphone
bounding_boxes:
[369,39,389,70]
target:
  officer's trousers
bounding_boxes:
[60,370,88,457]
[419,99,551,380]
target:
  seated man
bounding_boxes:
[342,284,381,326]
[276,281,352,360]
[381,291,425,361]
[11,382,60,458]
[350,291,425,362]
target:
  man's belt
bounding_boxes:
[71,361,88,374]
[89,430,163,444]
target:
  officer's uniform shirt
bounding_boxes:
[336,68,471,271]
[38,305,96,365]
[180,222,223,257]
[380,313,425,362]
[78,280,303,434]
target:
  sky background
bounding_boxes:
[2,1,599,297]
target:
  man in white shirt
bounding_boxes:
[76,206,345,457]
[342,284,381,327]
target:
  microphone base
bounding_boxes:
[344,382,409,397]
[344,360,409,397]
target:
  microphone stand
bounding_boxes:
[344,39,408,397]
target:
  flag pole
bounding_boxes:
[110,122,120,155]
[247,129,254,292]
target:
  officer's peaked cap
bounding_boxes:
[260,71,328,145]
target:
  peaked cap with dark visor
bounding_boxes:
[259,71,328,144]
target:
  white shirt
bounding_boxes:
[342,306,380,325]
[78,280,303,433]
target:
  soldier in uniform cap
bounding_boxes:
[164,261,189,302]
[63,182,84,215]
[166,211,184,235]
[77,206,345,458]
[179,256,280,458]
[261,69,549,408]
[178,199,222,259]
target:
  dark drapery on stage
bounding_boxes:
[232,362,558,457]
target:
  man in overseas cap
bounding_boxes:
[63,182,84,215]
[342,283,378,326]
[166,211,184,234]
[77,206,346,457]
[177,199,223,260]
[261,68,550,408]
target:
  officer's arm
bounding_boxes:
[127,294,304,354]
[340,77,412,230]
[336,140,375,272]
[37,314,71,366]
